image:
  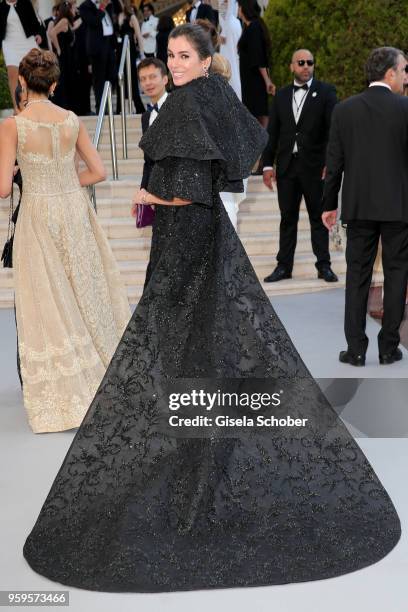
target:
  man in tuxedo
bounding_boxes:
[323,47,408,366]
[137,58,169,188]
[263,49,338,283]
[80,0,118,112]
[141,3,158,58]
[186,0,217,25]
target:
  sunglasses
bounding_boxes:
[295,60,314,67]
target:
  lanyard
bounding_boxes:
[293,89,309,121]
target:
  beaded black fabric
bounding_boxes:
[23,75,401,592]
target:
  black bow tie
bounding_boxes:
[147,103,159,113]
[294,84,309,92]
[144,18,149,22]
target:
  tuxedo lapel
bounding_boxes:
[282,86,297,129]
[296,80,319,127]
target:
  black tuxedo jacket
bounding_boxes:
[0,0,45,44]
[141,110,154,189]
[79,0,117,56]
[262,79,337,177]
[323,86,408,222]
[186,3,217,25]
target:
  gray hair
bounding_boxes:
[365,47,405,82]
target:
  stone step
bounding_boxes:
[0,274,348,309]
[101,231,318,262]
[81,114,142,130]
[237,211,317,234]
[97,143,144,160]
[0,251,347,290]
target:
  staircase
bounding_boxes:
[0,114,347,309]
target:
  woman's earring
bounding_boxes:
[203,64,209,78]
[49,89,55,98]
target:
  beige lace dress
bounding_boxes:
[13,111,131,433]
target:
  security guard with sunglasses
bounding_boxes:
[262,48,338,284]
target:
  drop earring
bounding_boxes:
[203,64,209,78]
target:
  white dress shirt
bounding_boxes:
[369,81,391,90]
[292,77,313,152]
[91,0,113,36]
[141,15,158,55]
[190,0,202,22]
[148,91,168,126]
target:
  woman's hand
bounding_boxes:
[265,78,276,95]
[132,188,147,206]
[131,188,147,217]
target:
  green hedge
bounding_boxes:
[264,0,408,100]
[0,52,12,110]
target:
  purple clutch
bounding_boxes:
[135,203,155,228]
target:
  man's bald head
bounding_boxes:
[290,49,315,83]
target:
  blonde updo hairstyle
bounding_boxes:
[19,48,60,95]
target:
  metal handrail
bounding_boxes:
[118,34,133,160]
[90,81,118,211]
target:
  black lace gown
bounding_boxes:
[23,74,401,592]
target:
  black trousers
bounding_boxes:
[345,220,408,355]
[90,36,117,112]
[276,157,330,271]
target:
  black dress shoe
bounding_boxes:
[379,348,403,365]
[318,266,338,282]
[264,266,292,282]
[339,350,366,366]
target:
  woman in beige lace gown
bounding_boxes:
[0,49,131,433]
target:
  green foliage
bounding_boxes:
[0,52,12,110]
[264,0,408,99]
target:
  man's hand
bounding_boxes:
[263,168,276,191]
[322,210,337,230]
[321,165,327,180]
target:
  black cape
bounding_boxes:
[23,74,400,592]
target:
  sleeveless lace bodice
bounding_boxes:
[15,111,82,196]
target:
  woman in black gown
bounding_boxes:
[23,24,401,592]
[49,1,79,112]
[237,0,274,127]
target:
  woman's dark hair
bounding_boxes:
[237,0,261,20]
[365,47,405,82]
[122,0,136,18]
[19,49,60,94]
[15,82,23,109]
[168,24,214,60]
[237,0,271,59]
[195,18,220,52]
[56,0,75,25]
[157,15,175,33]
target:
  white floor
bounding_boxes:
[0,289,407,612]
